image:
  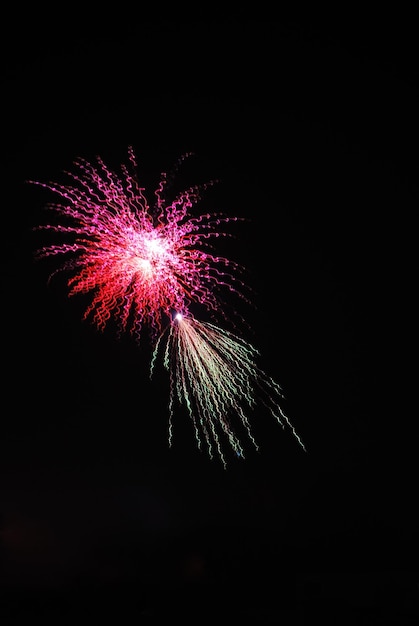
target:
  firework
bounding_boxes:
[32,148,304,465]
[31,148,250,341]
[151,313,305,467]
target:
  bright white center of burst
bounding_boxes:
[131,233,173,277]
[144,235,167,256]
[175,313,183,321]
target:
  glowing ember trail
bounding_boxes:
[151,314,305,467]
[32,147,305,465]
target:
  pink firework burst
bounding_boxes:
[31,147,305,465]
[31,148,251,341]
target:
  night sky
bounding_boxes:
[2,17,418,624]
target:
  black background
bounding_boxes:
[1,15,418,624]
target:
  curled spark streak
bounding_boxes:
[31,148,251,341]
[151,314,305,468]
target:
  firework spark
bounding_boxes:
[31,148,250,341]
[151,313,305,467]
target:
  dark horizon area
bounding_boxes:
[2,17,418,624]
